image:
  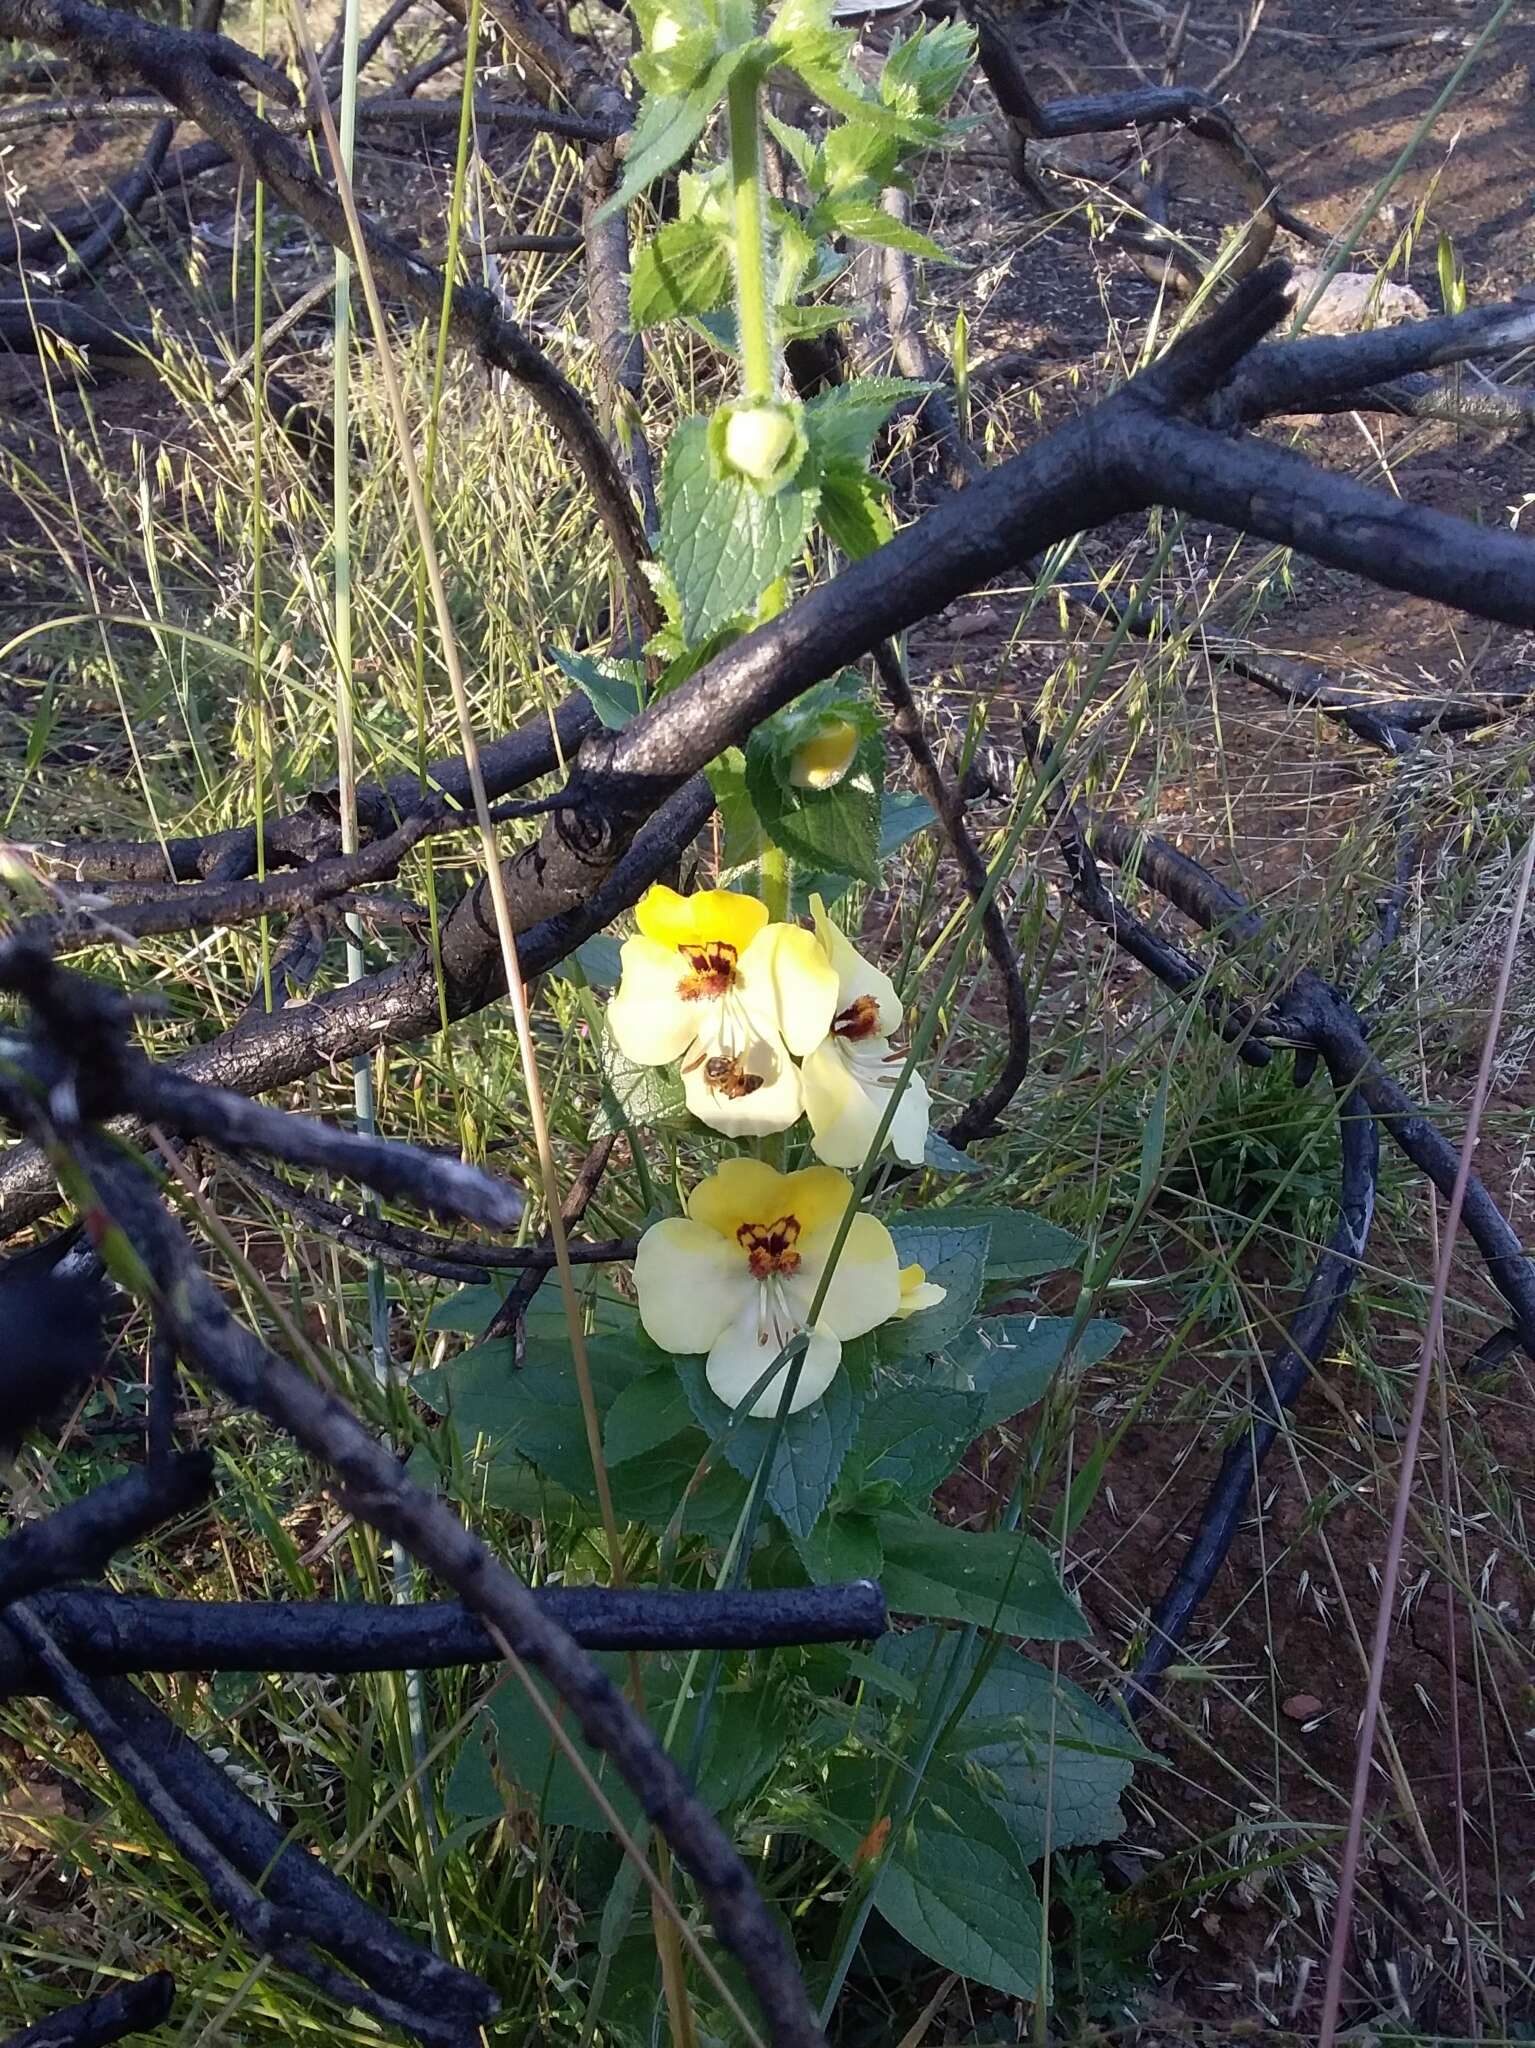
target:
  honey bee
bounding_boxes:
[704,1055,765,1099]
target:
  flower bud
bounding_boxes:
[711,399,807,494]
[788,714,859,790]
[649,12,682,49]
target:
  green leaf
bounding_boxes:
[745,724,881,881]
[813,197,951,261]
[762,112,820,188]
[791,1507,882,1584]
[631,218,733,328]
[590,1031,690,1140]
[852,1382,981,1499]
[791,789,934,915]
[608,1432,751,1539]
[550,647,645,731]
[946,1315,1122,1432]
[874,1512,1087,1639]
[805,377,929,467]
[877,1626,1147,1860]
[929,1204,1086,1281]
[799,1752,1044,2000]
[674,1353,863,1539]
[706,747,767,874]
[426,1283,506,1335]
[465,1658,780,1831]
[782,28,937,135]
[597,52,745,217]
[922,1130,984,1176]
[603,1369,695,1465]
[821,116,901,194]
[879,1221,991,1361]
[660,415,818,641]
[880,20,976,118]
[815,459,893,560]
[572,933,623,989]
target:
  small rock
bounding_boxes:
[1289,267,1431,336]
[1282,1692,1323,1722]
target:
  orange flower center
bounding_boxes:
[737,1214,802,1279]
[833,994,881,1041]
[677,940,739,1002]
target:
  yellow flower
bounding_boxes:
[788,715,859,791]
[634,1159,901,1416]
[800,895,932,1169]
[895,1261,947,1319]
[607,885,838,1136]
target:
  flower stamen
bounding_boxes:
[737,1213,802,1279]
[677,941,739,1001]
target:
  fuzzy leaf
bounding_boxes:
[879,1221,990,1360]
[631,218,733,328]
[660,415,818,639]
[745,724,881,880]
[874,1512,1087,1639]
[675,1352,862,1538]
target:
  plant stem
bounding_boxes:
[727,62,775,403]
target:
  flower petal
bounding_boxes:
[801,1039,884,1170]
[887,1060,932,1167]
[777,1163,859,1238]
[606,935,696,1067]
[687,1157,793,1239]
[682,1011,803,1136]
[739,924,840,1058]
[635,884,768,957]
[790,1209,901,1340]
[897,1262,948,1318]
[811,894,902,1036]
[634,1217,752,1354]
[705,1296,843,1418]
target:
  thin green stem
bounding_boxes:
[727,63,775,403]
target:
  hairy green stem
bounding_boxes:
[727,63,775,402]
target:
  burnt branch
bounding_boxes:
[875,646,1030,1144]
[485,1132,616,1346]
[1124,1056,1379,1709]
[6,277,1535,1239]
[229,1155,636,1282]
[2,1971,175,2048]
[0,1455,212,1603]
[0,978,829,2048]
[0,1582,890,1696]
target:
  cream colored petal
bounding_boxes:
[705,1296,843,1418]
[789,1209,901,1341]
[682,1008,803,1137]
[886,1060,932,1167]
[634,1217,752,1354]
[801,1039,884,1170]
[739,924,839,1057]
[896,1264,948,1318]
[606,935,696,1067]
[810,894,903,1037]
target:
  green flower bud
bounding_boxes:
[709,400,808,493]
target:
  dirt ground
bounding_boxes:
[3,0,1535,2039]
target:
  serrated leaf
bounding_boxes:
[791,1507,882,1584]
[706,746,766,873]
[590,1031,691,1139]
[946,1315,1123,1432]
[597,54,745,217]
[745,724,881,881]
[821,116,901,194]
[660,415,818,640]
[877,1626,1147,1860]
[792,789,934,914]
[783,30,937,134]
[674,1352,862,1538]
[631,218,733,328]
[815,196,951,261]
[929,1204,1086,1280]
[798,1752,1044,1999]
[815,459,893,560]
[879,1221,990,1360]
[880,20,975,117]
[875,1512,1087,1639]
[603,1368,695,1465]
[805,378,929,467]
[853,1381,981,1498]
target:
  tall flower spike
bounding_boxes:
[800,894,931,1168]
[607,885,838,1136]
[634,1159,902,1417]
